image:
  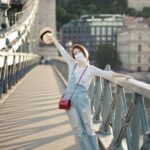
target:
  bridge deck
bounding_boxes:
[0,65,80,150]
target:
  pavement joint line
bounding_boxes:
[0,69,35,106]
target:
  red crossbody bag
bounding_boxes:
[59,65,88,110]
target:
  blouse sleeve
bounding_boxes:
[91,65,114,78]
[59,46,75,66]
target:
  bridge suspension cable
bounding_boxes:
[0,0,40,97]
[0,0,39,53]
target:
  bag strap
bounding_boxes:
[70,65,88,100]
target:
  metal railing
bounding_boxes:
[0,0,40,97]
[0,52,39,97]
[0,0,39,53]
[52,57,150,150]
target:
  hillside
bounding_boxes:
[56,0,150,30]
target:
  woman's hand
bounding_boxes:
[124,75,134,80]
[42,32,54,44]
[40,27,63,50]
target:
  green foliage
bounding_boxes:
[141,7,150,18]
[56,0,150,30]
[95,44,121,69]
[57,0,128,30]
[125,8,139,16]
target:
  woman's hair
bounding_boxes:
[71,44,89,59]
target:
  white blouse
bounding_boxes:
[59,46,114,90]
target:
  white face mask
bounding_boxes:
[75,52,86,62]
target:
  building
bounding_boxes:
[117,23,150,72]
[128,0,150,11]
[60,14,124,62]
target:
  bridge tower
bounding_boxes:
[30,0,58,58]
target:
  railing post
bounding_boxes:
[20,55,24,78]
[120,88,132,150]
[0,68,3,97]
[18,55,22,80]
[141,131,150,149]
[22,55,26,76]
[7,65,11,89]
[130,94,141,150]
[12,55,16,85]
[99,65,113,135]
[0,56,7,96]
[131,94,150,150]
[92,77,103,122]
[3,55,8,93]
[109,86,124,150]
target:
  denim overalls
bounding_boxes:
[64,65,99,150]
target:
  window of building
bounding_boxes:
[96,37,100,41]
[91,27,95,35]
[148,67,150,72]
[102,37,106,41]
[102,27,106,35]
[68,29,71,33]
[63,30,67,34]
[137,67,141,72]
[86,42,90,46]
[96,27,100,36]
[113,27,116,33]
[107,37,112,41]
[138,44,142,52]
[107,27,112,36]
[148,57,150,63]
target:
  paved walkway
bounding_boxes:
[0,65,80,150]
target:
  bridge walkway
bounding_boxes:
[0,65,80,150]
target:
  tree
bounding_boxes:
[125,8,139,16]
[95,44,121,69]
[56,0,149,30]
[56,6,72,30]
[141,7,150,18]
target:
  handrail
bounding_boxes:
[0,0,40,97]
[0,52,40,97]
[51,57,150,150]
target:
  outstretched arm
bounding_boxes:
[50,34,63,50]
[112,72,133,80]
[92,65,133,80]
[44,33,75,65]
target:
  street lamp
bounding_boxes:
[68,41,73,51]
[0,0,10,32]
[66,41,73,53]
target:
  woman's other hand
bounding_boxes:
[124,75,134,80]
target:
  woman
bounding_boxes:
[40,30,133,150]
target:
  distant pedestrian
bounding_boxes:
[40,28,133,150]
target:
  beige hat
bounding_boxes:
[39,27,53,44]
